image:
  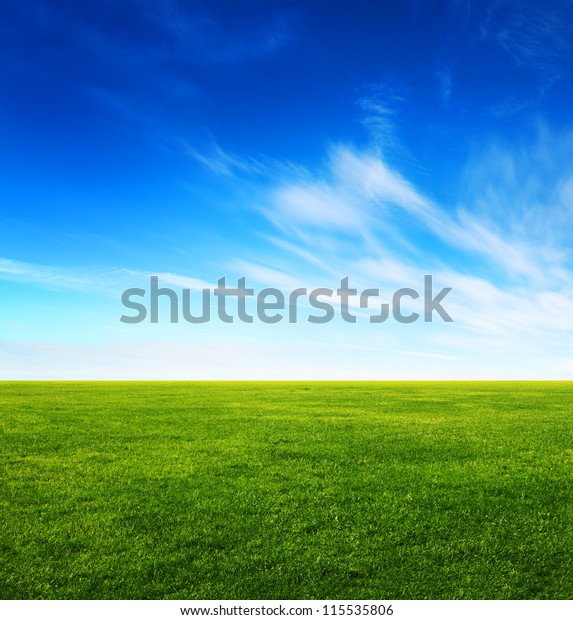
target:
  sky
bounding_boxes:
[2,0,573,379]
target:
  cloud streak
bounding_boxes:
[233,138,573,363]
[0,258,213,296]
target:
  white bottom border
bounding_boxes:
[0,600,572,620]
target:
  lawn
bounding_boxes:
[1,381,572,599]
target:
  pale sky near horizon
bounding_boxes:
[2,0,573,379]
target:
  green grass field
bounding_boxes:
[1,381,572,599]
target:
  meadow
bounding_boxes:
[1,381,572,600]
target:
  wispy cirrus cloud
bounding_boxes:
[0,258,124,295]
[210,132,573,357]
[130,0,298,65]
[0,258,213,295]
[256,144,566,288]
[455,0,573,73]
[182,140,268,177]
[436,67,452,105]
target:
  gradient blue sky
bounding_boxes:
[2,0,573,379]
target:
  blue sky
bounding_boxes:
[2,0,573,379]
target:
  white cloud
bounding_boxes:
[356,83,409,155]
[0,257,214,296]
[0,258,125,294]
[249,139,573,374]
[269,182,367,231]
[182,140,268,177]
[260,145,565,287]
[156,272,214,290]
